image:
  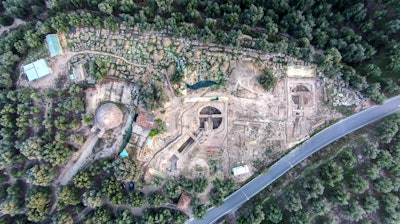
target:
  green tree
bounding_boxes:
[194,177,208,193]
[137,80,168,111]
[381,193,398,215]
[101,176,122,201]
[81,113,94,126]
[223,12,239,28]
[339,148,356,168]
[98,2,113,15]
[26,186,52,222]
[25,163,56,186]
[328,186,350,205]
[155,0,173,14]
[58,185,81,208]
[0,197,24,216]
[149,118,168,137]
[360,141,380,159]
[109,191,128,206]
[258,68,277,91]
[90,59,108,82]
[363,196,379,213]
[363,164,380,180]
[318,48,343,79]
[73,170,95,189]
[242,5,263,26]
[289,211,311,224]
[238,205,265,224]
[300,176,324,200]
[0,14,14,26]
[319,162,344,187]
[87,206,113,223]
[309,197,330,215]
[3,0,29,19]
[374,176,393,193]
[164,180,181,199]
[148,191,165,207]
[343,3,367,23]
[224,30,242,47]
[376,116,399,144]
[343,201,366,222]
[112,158,142,182]
[24,30,41,48]
[193,204,207,219]
[43,142,72,166]
[129,191,145,208]
[115,209,136,223]
[376,150,394,169]
[348,175,369,194]
[178,177,193,192]
[19,137,43,160]
[151,177,164,187]
[282,189,302,212]
[82,190,103,208]
[52,212,73,224]
[171,69,184,84]
[264,204,282,223]
[210,192,224,207]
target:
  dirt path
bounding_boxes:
[55,134,99,186]
[50,134,98,213]
[0,18,25,36]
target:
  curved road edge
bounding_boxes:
[188,96,400,224]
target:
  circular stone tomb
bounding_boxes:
[95,103,123,130]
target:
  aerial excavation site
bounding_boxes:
[2,1,398,223]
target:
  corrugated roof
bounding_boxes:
[46,34,63,57]
[23,59,51,81]
[136,112,153,129]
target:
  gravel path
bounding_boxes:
[56,134,99,186]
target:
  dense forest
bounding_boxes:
[0,0,400,223]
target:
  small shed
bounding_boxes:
[23,59,52,81]
[177,193,192,211]
[232,165,250,176]
[136,112,154,129]
[46,34,63,57]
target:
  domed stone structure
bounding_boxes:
[95,103,123,130]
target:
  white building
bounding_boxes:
[232,165,250,176]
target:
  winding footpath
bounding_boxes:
[188,96,400,224]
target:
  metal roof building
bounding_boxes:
[232,165,250,176]
[23,59,52,81]
[46,34,63,57]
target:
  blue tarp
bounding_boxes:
[119,149,129,158]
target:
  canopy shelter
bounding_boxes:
[23,59,52,81]
[119,148,129,158]
[46,34,63,57]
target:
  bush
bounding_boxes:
[258,68,277,91]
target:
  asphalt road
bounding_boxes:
[188,96,400,224]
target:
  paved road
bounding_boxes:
[188,96,400,224]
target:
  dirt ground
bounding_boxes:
[145,61,341,192]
